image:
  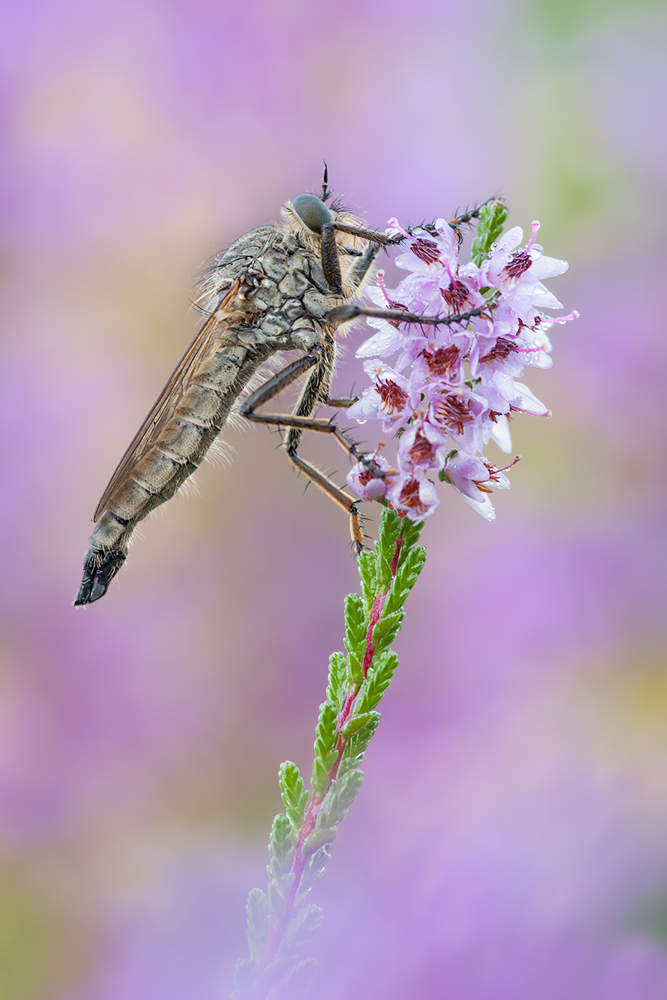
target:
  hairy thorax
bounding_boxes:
[197,210,371,355]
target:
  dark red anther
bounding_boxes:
[423,345,460,378]
[397,478,430,516]
[409,429,437,466]
[505,249,533,279]
[435,393,474,435]
[441,279,470,312]
[479,337,516,364]
[411,238,441,265]
[377,377,408,413]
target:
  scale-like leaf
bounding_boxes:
[471,197,508,265]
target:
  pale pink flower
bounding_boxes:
[346,211,575,521]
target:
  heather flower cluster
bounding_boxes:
[346,205,578,521]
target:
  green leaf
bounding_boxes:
[232,956,256,997]
[344,593,367,658]
[299,841,333,893]
[267,879,289,920]
[301,825,336,854]
[284,904,324,951]
[398,516,423,552]
[260,955,297,992]
[341,713,381,764]
[313,701,338,765]
[374,624,402,654]
[311,757,330,797]
[322,749,339,772]
[316,768,365,831]
[326,652,347,709]
[347,650,363,688]
[341,710,380,740]
[245,888,271,963]
[384,546,427,616]
[471,197,508,266]
[268,814,293,878]
[358,550,377,614]
[371,609,404,642]
[355,650,399,714]
[337,751,364,778]
[376,509,403,591]
[281,957,319,993]
[279,761,309,832]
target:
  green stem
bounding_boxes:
[234,510,427,1000]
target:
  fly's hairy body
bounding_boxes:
[75,194,381,605]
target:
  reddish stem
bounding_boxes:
[390,536,404,577]
[337,683,357,734]
[361,592,385,678]
[254,530,406,993]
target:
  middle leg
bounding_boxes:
[239,343,382,551]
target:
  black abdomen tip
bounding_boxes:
[74,548,127,606]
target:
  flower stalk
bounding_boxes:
[232,509,426,999]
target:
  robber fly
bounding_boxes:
[75,168,491,606]
[74,169,403,605]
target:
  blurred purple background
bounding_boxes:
[2,1,667,997]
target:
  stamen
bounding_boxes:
[476,455,522,491]
[479,337,516,363]
[494,455,522,473]
[505,250,533,279]
[376,377,408,413]
[441,280,469,312]
[409,430,436,466]
[422,345,460,378]
[411,238,441,265]
[435,392,474,434]
[398,478,429,515]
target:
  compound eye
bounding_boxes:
[292,193,332,234]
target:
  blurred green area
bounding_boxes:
[0,864,86,1000]
[530,0,663,40]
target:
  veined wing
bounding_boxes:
[93,279,242,521]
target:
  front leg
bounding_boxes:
[345,241,383,295]
[327,303,489,329]
[320,222,402,294]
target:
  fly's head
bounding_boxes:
[283,192,362,242]
[290,192,334,236]
[282,186,367,298]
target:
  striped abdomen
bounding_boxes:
[75,342,260,605]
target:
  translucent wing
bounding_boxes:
[93,280,241,521]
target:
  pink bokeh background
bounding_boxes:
[1,1,667,997]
